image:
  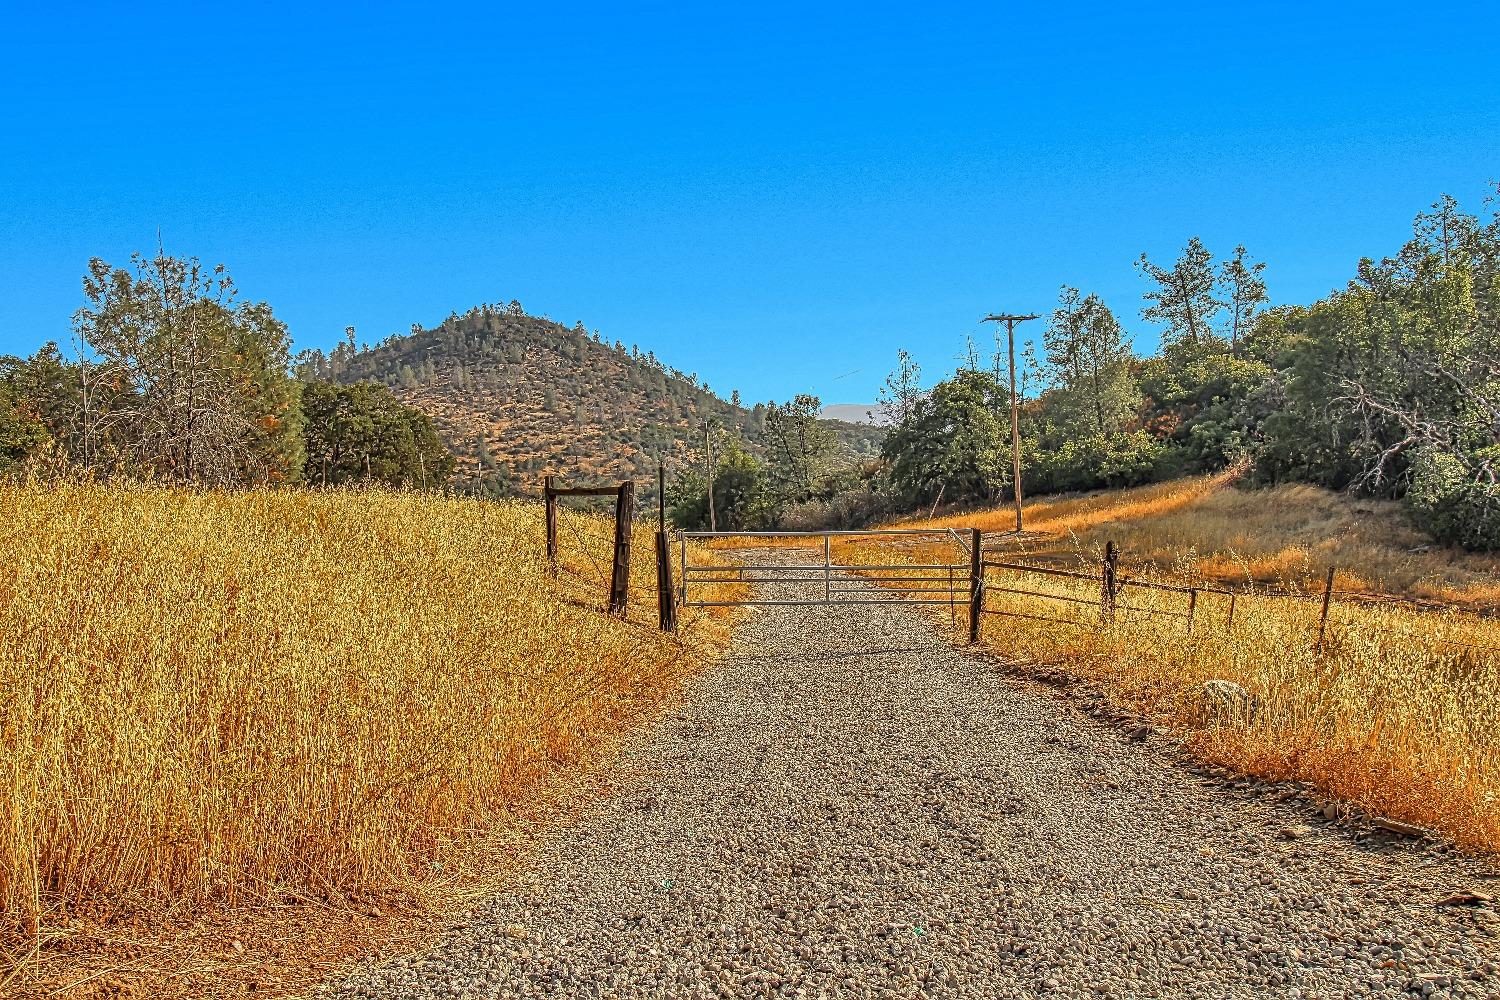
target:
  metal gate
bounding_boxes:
[677,528,982,625]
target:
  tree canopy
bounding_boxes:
[874,188,1500,549]
[71,251,305,484]
[302,380,455,488]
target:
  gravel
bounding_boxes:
[331,557,1500,999]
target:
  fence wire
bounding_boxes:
[973,554,1500,663]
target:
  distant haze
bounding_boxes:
[821,403,892,427]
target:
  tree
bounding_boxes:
[0,379,49,472]
[883,368,1009,504]
[1042,287,1138,435]
[71,250,304,484]
[877,349,923,426]
[0,344,83,457]
[476,438,497,470]
[301,380,455,488]
[1016,290,1162,492]
[1219,245,1269,353]
[1414,193,1481,266]
[1251,192,1500,547]
[1137,237,1224,347]
[668,440,771,530]
[1135,340,1269,470]
[762,394,834,502]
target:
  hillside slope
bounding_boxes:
[903,473,1500,606]
[298,305,882,496]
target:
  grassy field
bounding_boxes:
[904,471,1500,607]
[848,475,1500,853]
[0,481,736,994]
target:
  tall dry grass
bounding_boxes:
[0,480,734,943]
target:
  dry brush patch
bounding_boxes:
[898,470,1238,541]
[0,481,737,996]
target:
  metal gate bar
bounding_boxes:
[683,562,962,575]
[679,528,974,610]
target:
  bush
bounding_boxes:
[0,389,48,474]
[776,485,895,532]
[1406,448,1500,551]
[1029,431,1165,494]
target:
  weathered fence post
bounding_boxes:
[655,465,677,632]
[1316,566,1337,653]
[1226,591,1237,631]
[544,474,558,572]
[608,481,635,617]
[968,528,983,643]
[1100,541,1118,623]
[1186,588,1198,634]
[656,531,677,631]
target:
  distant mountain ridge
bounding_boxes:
[296,303,883,496]
[820,402,892,426]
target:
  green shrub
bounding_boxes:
[1406,448,1500,551]
[1030,431,1165,493]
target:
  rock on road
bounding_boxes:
[331,563,1500,999]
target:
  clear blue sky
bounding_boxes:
[2,2,1496,405]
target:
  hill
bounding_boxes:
[296,304,883,498]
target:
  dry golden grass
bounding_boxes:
[899,472,1500,607]
[833,476,1500,853]
[0,480,736,994]
[898,470,1239,540]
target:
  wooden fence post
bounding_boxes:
[544,474,558,572]
[656,465,676,632]
[1101,541,1118,624]
[1186,588,1198,634]
[657,463,667,533]
[1316,566,1336,653]
[656,530,677,631]
[608,481,635,617]
[968,528,983,643]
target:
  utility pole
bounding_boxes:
[704,418,717,532]
[981,312,1039,534]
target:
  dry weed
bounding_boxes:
[0,480,737,983]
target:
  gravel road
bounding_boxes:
[331,559,1500,999]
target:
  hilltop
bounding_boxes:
[296,304,883,497]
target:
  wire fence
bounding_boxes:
[976,548,1500,662]
[533,488,1500,661]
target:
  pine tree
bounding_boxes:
[1137,237,1224,346]
[1218,245,1269,353]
